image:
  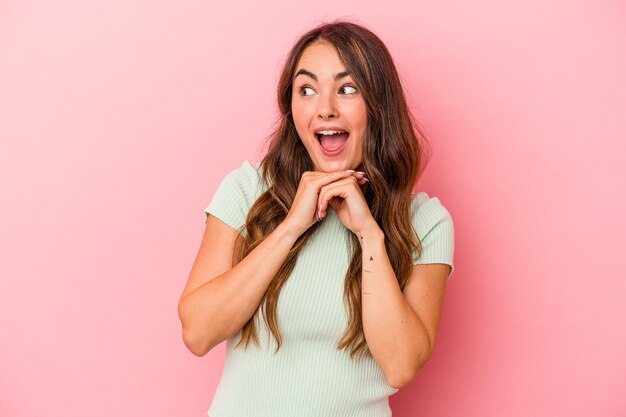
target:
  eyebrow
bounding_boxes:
[294,68,350,82]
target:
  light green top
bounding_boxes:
[204,160,455,417]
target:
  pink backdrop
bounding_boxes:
[1,1,625,416]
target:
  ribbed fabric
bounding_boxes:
[203,160,455,417]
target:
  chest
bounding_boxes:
[276,209,354,344]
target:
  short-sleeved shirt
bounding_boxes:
[204,160,455,417]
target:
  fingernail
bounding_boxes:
[344,169,355,173]
[356,171,366,175]
[363,178,369,182]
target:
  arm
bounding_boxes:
[359,225,449,389]
[178,215,300,357]
[180,169,360,357]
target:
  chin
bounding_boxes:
[316,160,353,172]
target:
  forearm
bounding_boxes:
[179,221,301,356]
[359,226,431,388]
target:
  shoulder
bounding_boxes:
[204,160,265,233]
[409,191,455,275]
[223,159,263,186]
[410,191,453,239]
[219,159,265,200]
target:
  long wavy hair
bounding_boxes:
[233,19,430,360]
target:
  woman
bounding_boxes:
[178,19,455,417]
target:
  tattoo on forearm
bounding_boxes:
[369,256,373,261]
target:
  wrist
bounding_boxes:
[357,221,384,244]
[277,219,305,241]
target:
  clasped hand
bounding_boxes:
[284,169,379,237]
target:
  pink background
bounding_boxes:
[1,1,625,416]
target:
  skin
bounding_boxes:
[291,40,367,173]
[179,39,451,390]
[287,41,450,389]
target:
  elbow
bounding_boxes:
[388,372,414,390]
[387,350,433,389]
[385,362,415,389]
[181,326,214,357]
[388,365,420,389]
[178,298,213,356]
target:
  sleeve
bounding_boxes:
[203,161,256,237]
[411,197,455,278]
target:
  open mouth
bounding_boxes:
[315,130,350,152]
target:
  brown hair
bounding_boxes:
[234,19,430,360]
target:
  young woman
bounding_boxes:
[178,19,455,417]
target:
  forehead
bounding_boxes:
[295,41,345,72]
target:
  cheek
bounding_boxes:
[291,101,309,127]
[357,105,367,128]
[344,102,367,129]
[291,106,310,142]
[353,108,367,150]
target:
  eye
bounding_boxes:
[299,86,315,96]
[340,85,358,95]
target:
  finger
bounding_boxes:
[320,171,367,184]
[349,172,368,184]
[328,196,342,210]
[311,170,366,182]
[311,170,355,189]
[318,178,359,215]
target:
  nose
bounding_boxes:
[317,92,339,119]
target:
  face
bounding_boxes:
[291,41,367,172]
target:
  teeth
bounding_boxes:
[317,130,346,135]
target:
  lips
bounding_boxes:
[311,126,350,156]
[313,126,349,134]
[315,131,350,143]
[314,126,349,140]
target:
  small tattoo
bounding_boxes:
[369,256,374,261]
